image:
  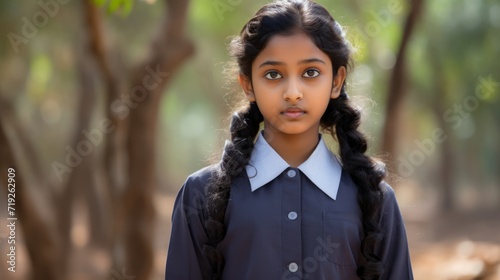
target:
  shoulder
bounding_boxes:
[377,181,403,216]
[379,181,397,201]
[378,181,405,222]
[176,165,217,203]
[171,165,218,223]
[184,164,217,186]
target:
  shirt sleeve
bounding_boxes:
[378,183,414,280]
[165,173,212,280]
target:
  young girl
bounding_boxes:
[165,0,413,279]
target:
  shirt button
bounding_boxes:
[288,262,298,272]
[288,211,298,220]
[287,169,296,178]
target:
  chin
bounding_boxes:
[277,126,310,135]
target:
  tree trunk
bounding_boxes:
[0,97,62,280]
[82,0,195,277]
[381,0,424,166]
[56,37,101,277]
[121,0,194,278]
[83,155,108,247]
[433,78,454,211]
[82,0,126,265]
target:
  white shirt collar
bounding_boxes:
[245,132,343,200]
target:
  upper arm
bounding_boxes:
[378,183,414,280]
[165,174,212,280]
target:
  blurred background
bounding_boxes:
[0,0,499,279]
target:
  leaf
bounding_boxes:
[90,0,133,16]
[121,0,133,16]
[107,0,133,16]
[107,0,122,13]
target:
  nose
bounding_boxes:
[283,77,303,103]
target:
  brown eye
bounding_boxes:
[265,71,282,80]
[303,69,320,78]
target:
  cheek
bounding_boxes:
[259,106,284,127]
[253,84,282,103]
[258,101,280,116]
[312,90,334,114]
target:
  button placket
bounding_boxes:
[282,168,302,276]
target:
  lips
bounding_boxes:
[282,107,306,118]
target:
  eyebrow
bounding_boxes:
[258,58,326,68]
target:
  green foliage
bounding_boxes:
[27,55,52,102]
[92,0,134,16]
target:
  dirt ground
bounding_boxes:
[407,210,500,280]
[3,193,500,280]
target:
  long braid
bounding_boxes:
[203,102,263,279]
[321,86,386,279]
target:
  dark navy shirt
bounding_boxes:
[165,134,413,279]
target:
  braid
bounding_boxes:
[321,86,386,279]
[203,102,263,279]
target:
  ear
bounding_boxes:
[330,66,347,99]
[238,74,255,102]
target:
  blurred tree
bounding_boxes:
[0,0,194,279]
[381,0,424,165]
[429,51,454,211]
[83,0,195,278]
[407,0,500,210]
[0,95,62,279]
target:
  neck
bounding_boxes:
[262,127,320,168]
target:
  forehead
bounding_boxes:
[253,32,331,66]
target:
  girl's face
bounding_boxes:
[240,32,346,139]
